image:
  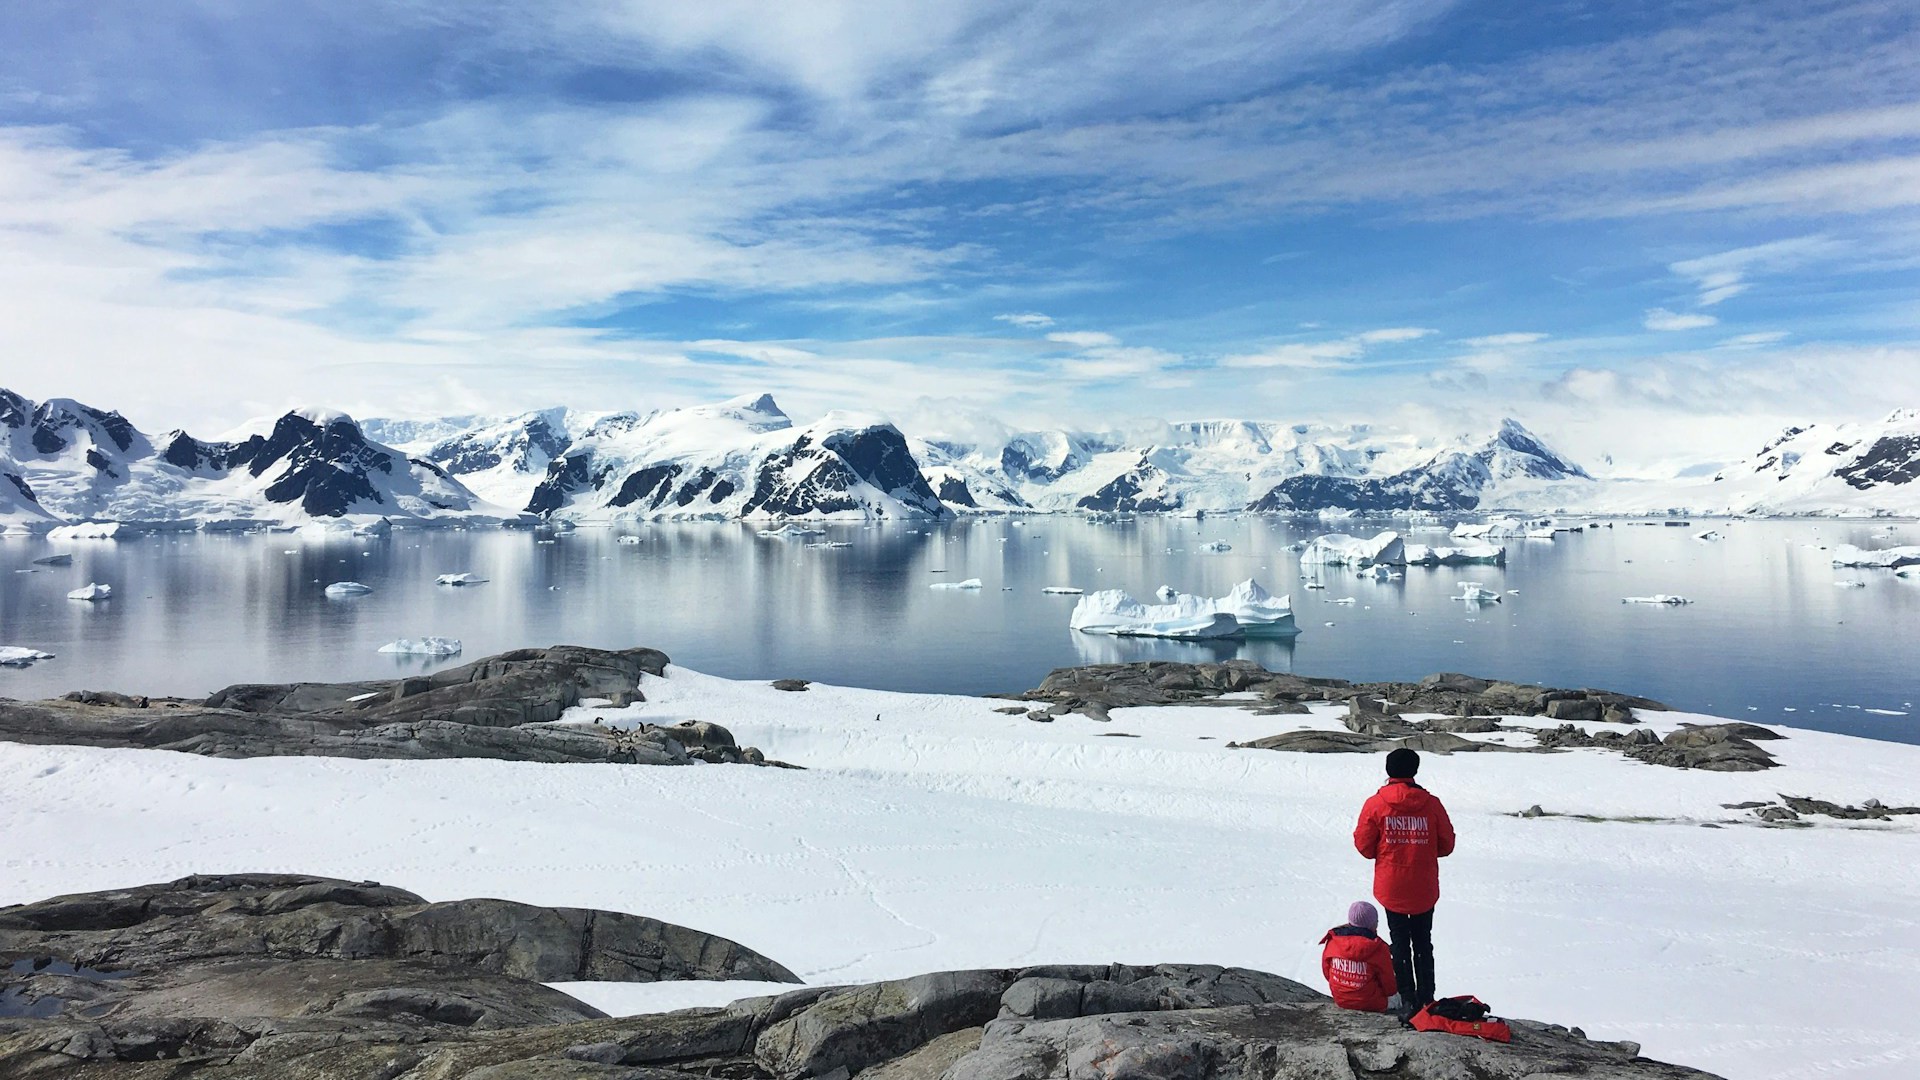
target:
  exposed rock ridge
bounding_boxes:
[0,646,789,767]
[0,878,1722,1077]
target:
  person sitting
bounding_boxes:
[1319,900,1396,1012]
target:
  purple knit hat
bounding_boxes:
[1347,900,1379,931]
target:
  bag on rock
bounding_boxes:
[1410,995,1512,1043]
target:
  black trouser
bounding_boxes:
[1385,907,1435,1006]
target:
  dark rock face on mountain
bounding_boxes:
[1835,433,1920,489]
[1075,461,1178,513]
[0,646,787,767]
[743,426,949,518]
[427,413,573,477]
[0,897,1719,1079]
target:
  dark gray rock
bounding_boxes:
[0,646,789,768]
[0,945,1720,1079]
[771,679,811,692]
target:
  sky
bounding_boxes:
[1,0,1917,474]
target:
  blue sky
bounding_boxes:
[2,0,1917,470]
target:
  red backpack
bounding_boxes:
[1409,996,1513,1043]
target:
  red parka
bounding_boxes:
[1319,925,1396,1012]
[1353,777,1456,915]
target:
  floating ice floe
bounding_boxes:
[1301,531,1405,567]
[1404,543,1505,566]
[1329,596,1356,605]
[1042,586,1084,594]
[0,647,56,667]
[46,522,121,541]
[1452,516,1550,540]
[758,524,826,539]
[1154,585,1179,601]
[1453,582,1502,603]
[1828,544,1920,569]
[1196,540,1233,553]
[1303,582,1325,590]
[67,583,112,601]
[1835,580,1867,588]
[30,553,72,566]
[435,573,488,586]
[805,541,852,549]
[1623,594,1693,605]
[929,578,983,590]
[1524,526,1557,540]
[324,581,373,597]
[1356,564,1401,581]
[377,637,462,656]
[1696,530,1725,542]
[615,535,642,545]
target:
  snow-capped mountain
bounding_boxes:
[369,407,615,511]
[524,394,951,521]
[0,389,524,530]
[1689,410,1920,515]
[910,416,1591,515]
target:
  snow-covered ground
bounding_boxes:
[3,668,1916,1079]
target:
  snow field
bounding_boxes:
[2,667,1916,1079]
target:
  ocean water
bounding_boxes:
[1,518,1915,743]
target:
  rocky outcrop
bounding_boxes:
[0,646,788,767]
[0,906,1720,1079]
[1018,663,1783,772]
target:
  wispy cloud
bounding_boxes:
[995,312,1054,328]
[1643,308,1719,332]
[1668,236,1841,306]
[1461,332,1548,347]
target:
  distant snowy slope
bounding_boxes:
[374,408,615,510]
[526,393,951,521]
[0,388,525,528]
[1695,410,1920,515]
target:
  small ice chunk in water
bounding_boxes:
[930,578,984,590]
[30,554,72,566]
[1622,594,1692,605]
[435,573,488,586]
[616,536,642,545]
[1042,586,1084,594]
[1197,540,1233,552]
[377,638,462,657]
[1835,580,1867,588]
[67,583,112,601]
[324,581,373,597]
[0,647,56,667]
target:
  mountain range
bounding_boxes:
[4,386,1917,531]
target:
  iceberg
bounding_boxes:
[1623,594,1693,605]
[1155,585,1179,601]
[0,647,55,667]
[1301,531,1405,567]
[46,522,121,541]
[1070,590,1245,640]
[1453,582,1502,603]
[1356,564,1401,580]
[435,573,488,586]
[929,578,984,590]
[67,582,112,601]
[805,541,852,549]
[1197,540,1233,553]
[30,554,73,566]
[1695,530,1725,542]
[1452,516,1548,540]
[1404,543,1505,566]
[377,637,463,657]
[758,524,826,539]
[1829,545,1920,569]
[324,581,373,597]
[615,535,642,545]
[1074,578,1295,638]
[1042,586,1084,594]
[1835,580,1867,588]
[1523,526,1557,540]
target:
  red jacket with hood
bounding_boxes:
[1319,925,1396,1012]
[1353,777,1456,915]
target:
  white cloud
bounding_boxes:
[1045,330,1121,348]
[1643,308,1719,331]
[1668,236,1840,307]
[1219,341,1365,369]
[1718,331,1791,348]
[1461,332,1548,347]
[995,312,1054,328]
[1354,327,1436,344]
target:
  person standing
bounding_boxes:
[1353,747,1455,1010]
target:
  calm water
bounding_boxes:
[2,518,1916,743]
